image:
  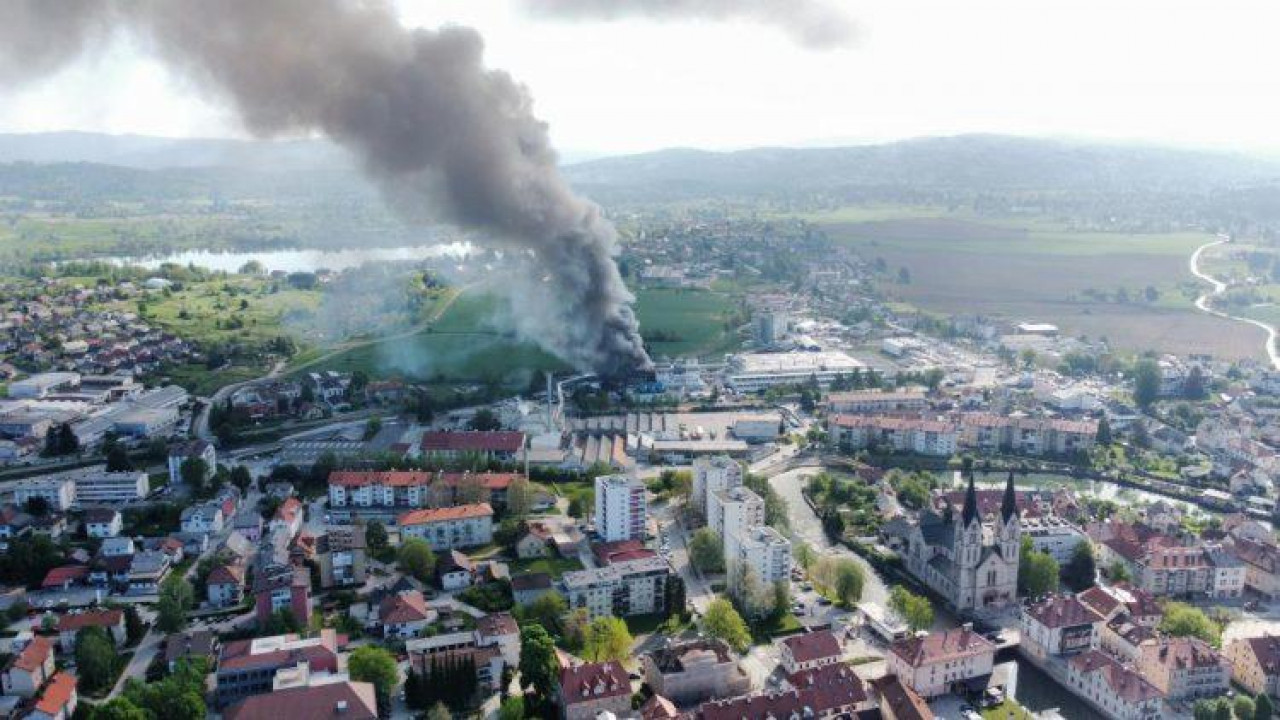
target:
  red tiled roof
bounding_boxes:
[1148,637,1226,671]
[275,497,302,524]
[1024,594,1104,629]
[208,563,245,586]
[1069,649,1162,703]
[398,503,493,526]
[1077,586,1122,617]
[640,694,680,720]
[890,628,995,668]
[870,674,933,720]
[328,471,433,488]
[435,472,518,490]
[422,431,524,453]
[559,661,630,705]
[224,680,378,720]
[1238,635,1280,675]
[696,663,866,720]
[34,671,76,716]
[476,612,518,639]
[11,636,53,673]
[58,609,123,633]
[41,565,89,588]
[380,592,430,625]
[781,630,842,664]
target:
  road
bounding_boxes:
[1189,235,1280,369]
[768,466,889,609]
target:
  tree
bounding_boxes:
[1061,541,1097,591]
[349,645,399,715]
[1256,692,1274,720]
[793,542,817,571]
[562,607,591,652]
[366,520,389,550]
[1095,417,1112,445]
[1133,359,1161,408]
[506,476,533,519]
[428,702,452,720]
[1019,547,1059,598]
[364,416,383,440]
[522,591,567,635]
[1161,602,1222,647]
[105,444,134,472]
[398,537,436,582]
[75,626,118,693]
[1185,365,1207,400]
[1236,696,1257,720]
[229,465,253,493]
[23,496,49,517]
[688,528,725,573]
[703,598,751,653]
[180,456,209,496]
[889,586,934,632]
[91,698,149,720]
[156,575,194,632]
[124,604,146,646]
[583,616,633,662]
[469,409,502,431]
[1107,560,1131,582]
[498,696,525,720]
[122,657,208,720]
[44,422,79,456]
[519,624,558,700]
[832,559,865,606]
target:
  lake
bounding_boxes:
[105,243,475,274]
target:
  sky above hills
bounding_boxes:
[3,0,1279,157]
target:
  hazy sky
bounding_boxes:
[3,0,1279,156]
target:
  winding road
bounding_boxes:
[1189,236,1280,369]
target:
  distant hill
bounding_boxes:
[0,131,349,171]
[562,135,1280,202]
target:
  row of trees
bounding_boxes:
[405,653,478,711]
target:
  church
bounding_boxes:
[903,471,1021,614]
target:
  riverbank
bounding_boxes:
[1189,236,1280,369]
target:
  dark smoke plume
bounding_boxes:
[523,0,855,49]
[0,0,650,376]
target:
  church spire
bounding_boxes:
[961,471,979,527]
[1002,470,1018,523]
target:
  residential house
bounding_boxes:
[1232,538,1280,598]
[168,439,216,487]
[83,508,122,538]
[57,609,125,652]
[870,674,934,720]
[512,573,554,606]
[1,636,55,697]
[315,525,367,589]
[779,630,843,676]
[208,563,246,608]
[1138,636,1230,701]
[379,591,434,639]
[1226,635,1280,699]
[128,550,171,594]
[690,663,870,720]
[180,503,225,534]
[436,550,474,591]
[557,660,631,720]
[641,638,751,706]
[29,671,77,720]
[397,503,493,551]
[1066,649,1163,720]
[1020,594,1105,660]
[886,627,996,699]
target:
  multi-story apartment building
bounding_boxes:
[327,470,517,521]
[1138,637,1230,701]
[1021,516,1088,565]
[959,414,1097,456]
[886,627,996,698]
[1226,635,1280,699]
[1231,538,1280,598]
[593,474,646,542]
[315,525,367,588]
[214,630,345,708]
[707,486,764,553]
[560,556,671,619]
[1020,594,1105,660]
[691,455,741,516]
[827,415,958,457]
[71,469,150,505]
[730,525,792,587]
[1066,650,1163,720]
[397,503,494,551]
[11,476,75,512]
[826,390,928,414]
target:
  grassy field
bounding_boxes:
[634,287,741,359]
[507,556,584,579]
[134,280,325,346]
[817,211,1264,359]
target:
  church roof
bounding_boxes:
[961,472,979,527]
[1001,471,1018,523]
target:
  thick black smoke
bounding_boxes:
[523,0,855,49]
[0,0,650,376]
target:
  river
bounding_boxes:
[1189,235,1280,369]
[102,242,474,274]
